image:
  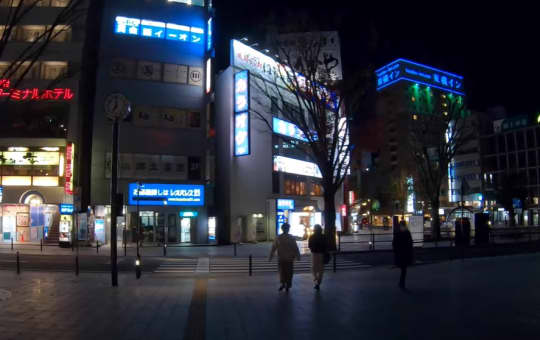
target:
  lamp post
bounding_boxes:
[136,181,141,257]
[104,93,131,287]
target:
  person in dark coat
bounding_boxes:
[308,224,327,290]
[393,220,413,289]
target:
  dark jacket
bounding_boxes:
[308,232,327,253]
[393,229,413,267]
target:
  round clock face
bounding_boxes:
[105,93,130,119]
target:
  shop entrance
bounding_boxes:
[180,218,192,243]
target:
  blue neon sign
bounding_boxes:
[234,70,249,113]
[59,204,74,214]
[375,58,464,95]
[140,19,165,39]
[191,27,204,44]
[115,16,140,36]
[115,16,204,46]
[277,199,295,211]
[166,23,190,42]
[0,186,3,203]
[234,112,250,156]
[128,183,205,206]
[207,17,213,51]
[273,117,307,141]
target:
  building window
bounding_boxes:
[51,25,71,42]
[188,111,201,128]
[527,129,535,149]
[497,135,506,153]
[499,155,507,169]
[13,61,40,80]
[272,172,280,194]
[508,153,516,169]
[529,169,538,185]
[188,156,201,180]
[284,177,306,196]
[518,152,526,168]
[51,0,70,7]
[310,183,323,196]
[516,131,525,150]
[0,25,15,41]
[506,133,515,152]
[18,25,47,42]
[529,151,537,167]
[41,61,68,80]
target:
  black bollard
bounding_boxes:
[40,239,43,252]
[234,243,237,257]
[96,241,99,254]
[16,251,20,274]
[124,242,127,257]
[163,244,167,256]
[75,255,79,276]
[249,255,252,276]
[135,255,141,279]
[333,253,337,273]
[11,238,13,250]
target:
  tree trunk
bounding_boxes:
[431,199,441,241]
[324,190,337,251]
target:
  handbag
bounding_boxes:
[323,252,331,264]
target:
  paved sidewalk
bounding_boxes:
[1,253,540,339]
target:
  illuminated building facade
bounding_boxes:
[480,113,540,226]
[0,0,90,244]
[215,39,344,244]
[364,58,468,222]
[89,0,215,245]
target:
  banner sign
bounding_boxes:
[128,183,204,206]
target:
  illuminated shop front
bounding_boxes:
[0,142,74,243]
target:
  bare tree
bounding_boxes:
[250,33,367,250]
[408,89,473,240]
[0,0,87,89]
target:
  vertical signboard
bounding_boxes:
[207,17,213,51]
[64,143,74,195]
[234,70,250,156]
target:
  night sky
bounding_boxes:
[213,1,538,116]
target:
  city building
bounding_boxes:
[0,0,90,244]
[480,113,540,226]
[215,39,344,244]
[88,0,215,245]
[352,58,467,226]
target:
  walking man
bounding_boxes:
[308,224,327,290]
[392,220,413,289]
[269,223,301,292]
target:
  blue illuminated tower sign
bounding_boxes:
[375,58,464,95]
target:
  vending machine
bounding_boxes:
[59,204,74,247]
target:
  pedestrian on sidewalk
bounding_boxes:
[269,223,301,292]
[308,224,327,290]
[393,220,413,290]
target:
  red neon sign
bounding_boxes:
[0,79,74,101]
[65,143,74,195]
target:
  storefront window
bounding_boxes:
[310,183,323,196]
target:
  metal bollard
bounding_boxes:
[75,255,79,276]
[124,242,127,257]
[234,243,237,257]
[11,238,13,250]
[338,232,341,253]
[16,251,20,274]
[372,233,375,250]
[249,255,252,276]
[96,241,99,254]
[163,244,167,256]
[135,255,141,279]
[40,239,43,252]
[333,253,337,273]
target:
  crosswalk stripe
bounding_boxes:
[153,257,370,274]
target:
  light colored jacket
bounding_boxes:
[269,233,301,262]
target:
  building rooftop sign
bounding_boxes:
[0,79,74,101]
[375,58,464,95]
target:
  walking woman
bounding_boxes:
[308,224,327,290]
[269,223,301,292]
[392,220,413,289]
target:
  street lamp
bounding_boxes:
[136,181,141,257]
